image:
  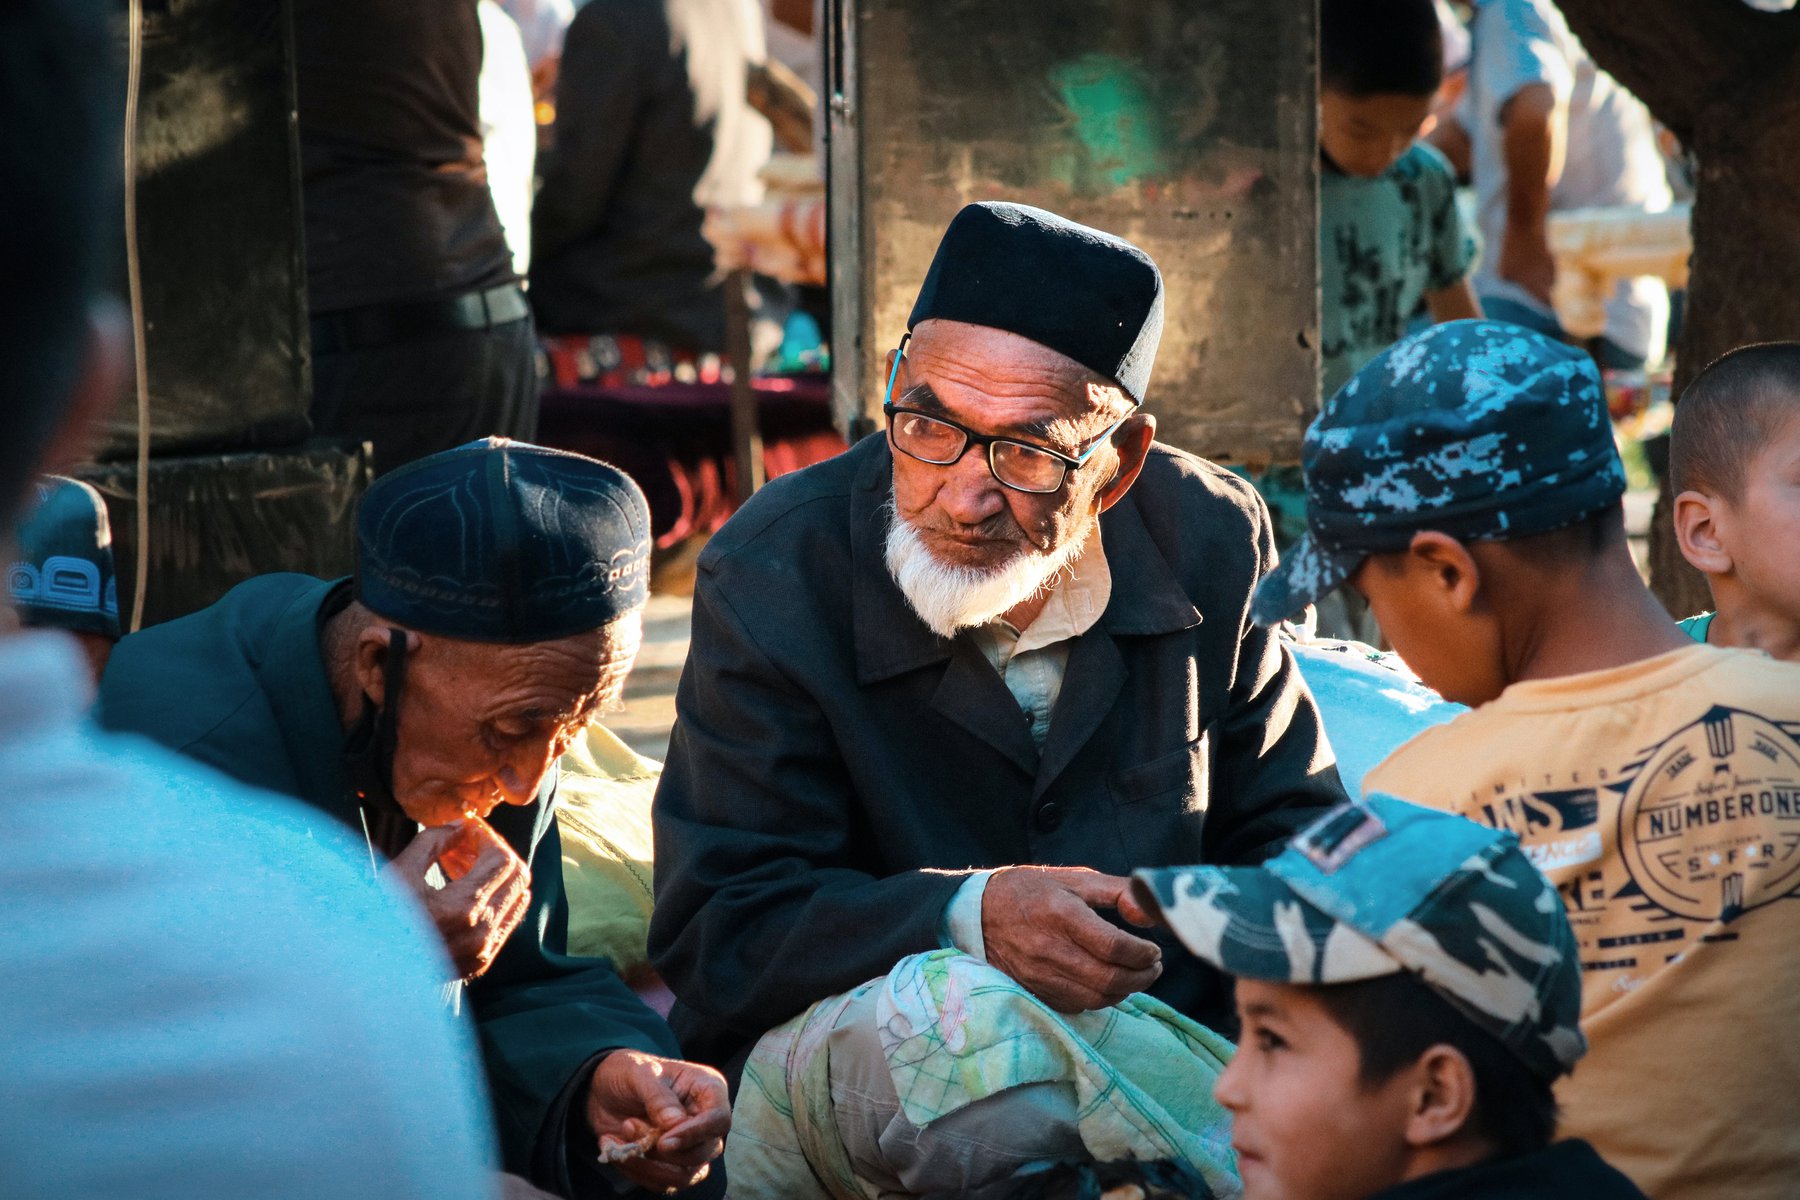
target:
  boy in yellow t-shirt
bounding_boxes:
[1252,320,1800,1200]
[1669,341,1800,663]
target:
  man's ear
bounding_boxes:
[1673,489,1732,576]
[1407,531,1482,614]
[35,300,129,477]
[1097,411,1156,513]
[354,625,421,708]
[1403,1044,1480,1149]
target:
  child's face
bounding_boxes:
[1216,979,1416,1200]
[1716,418,1800,620]
[1319,90,1435,179]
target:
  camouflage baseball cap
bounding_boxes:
[1133,795,1587,1082]
[1252,320,1627,627]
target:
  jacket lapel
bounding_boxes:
[256,577,361,825]
[1033,493,1203,797]
[933,638,1040,776]
[1034,633,1126,797]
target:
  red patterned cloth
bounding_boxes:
[538,333,728,391]
[536,373,846,549]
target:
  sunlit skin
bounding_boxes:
[1350,528,1687,707]
[1675,415,1800,663]
[887,318,1154,627]
[1320,89,1436,180]
[1217,979,1491,1200]
[326,602,641,826]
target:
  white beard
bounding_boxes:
[884,509,1093,639]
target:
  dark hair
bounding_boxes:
[1671,342,1800,500]
[1500,500,1626,565]
[1321,0,1445,98]
[1369,501,1626,577]
[0,0,120,520]
[1314,973,1559,1159]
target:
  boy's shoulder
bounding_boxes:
[1367,646,1800,795]
[1387,140,1458,186]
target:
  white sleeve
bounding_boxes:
[1474,0,1575,118]
[940,870,995,960]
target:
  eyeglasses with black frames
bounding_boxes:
[881,335,1127,495]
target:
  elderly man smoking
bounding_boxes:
[650,203,1346,1193]
[99,440,728,1198]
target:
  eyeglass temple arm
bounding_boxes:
[884,333,911,409]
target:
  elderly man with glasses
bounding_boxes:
[650,202,1347,1194]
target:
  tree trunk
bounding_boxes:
[1554,0,1800,616]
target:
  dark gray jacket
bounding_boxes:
[649,436,1346,1067]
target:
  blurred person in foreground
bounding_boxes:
[99,440,729,1198]
[1257,320,1800,1199]
[0,1,499,1196]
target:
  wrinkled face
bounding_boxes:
[888,319,1127,575]
[1319,89,1435,179]
[387,611,641,826]
[1349,554,1506,706]
[1718,418,1800,623]
[1216,979,1415,1200]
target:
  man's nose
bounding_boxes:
[498,738,560,804]
[934,442,1006,526]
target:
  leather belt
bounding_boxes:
[310,282,531,354]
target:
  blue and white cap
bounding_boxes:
[1135,795,1587,1082]
[1253,320,1626,626]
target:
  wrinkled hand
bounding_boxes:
[982,866,1163,1013]
[1498,224,1557,307]
[387,818,530,981]
[586,1050,731,1194]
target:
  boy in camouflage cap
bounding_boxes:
[1134,794,1645,1200]
[1253,319,1800,1199]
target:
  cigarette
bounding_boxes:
[597,1130,660,1165]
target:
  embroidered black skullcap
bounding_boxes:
[907,201,1165,404]
[355,439,651,643]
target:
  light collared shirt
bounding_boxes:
[968,529,1113,751]
[943,531,1113,959]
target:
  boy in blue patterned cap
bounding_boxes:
[1134,795,1645,1200]
[1254,319,1800,1199]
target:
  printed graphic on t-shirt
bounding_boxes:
[1449,705,1800,985]
[1619,707,1800,923]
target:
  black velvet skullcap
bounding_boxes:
[907,201,1165,404]
[355,439,651,644]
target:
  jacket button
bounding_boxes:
[1034,801,1064,833]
